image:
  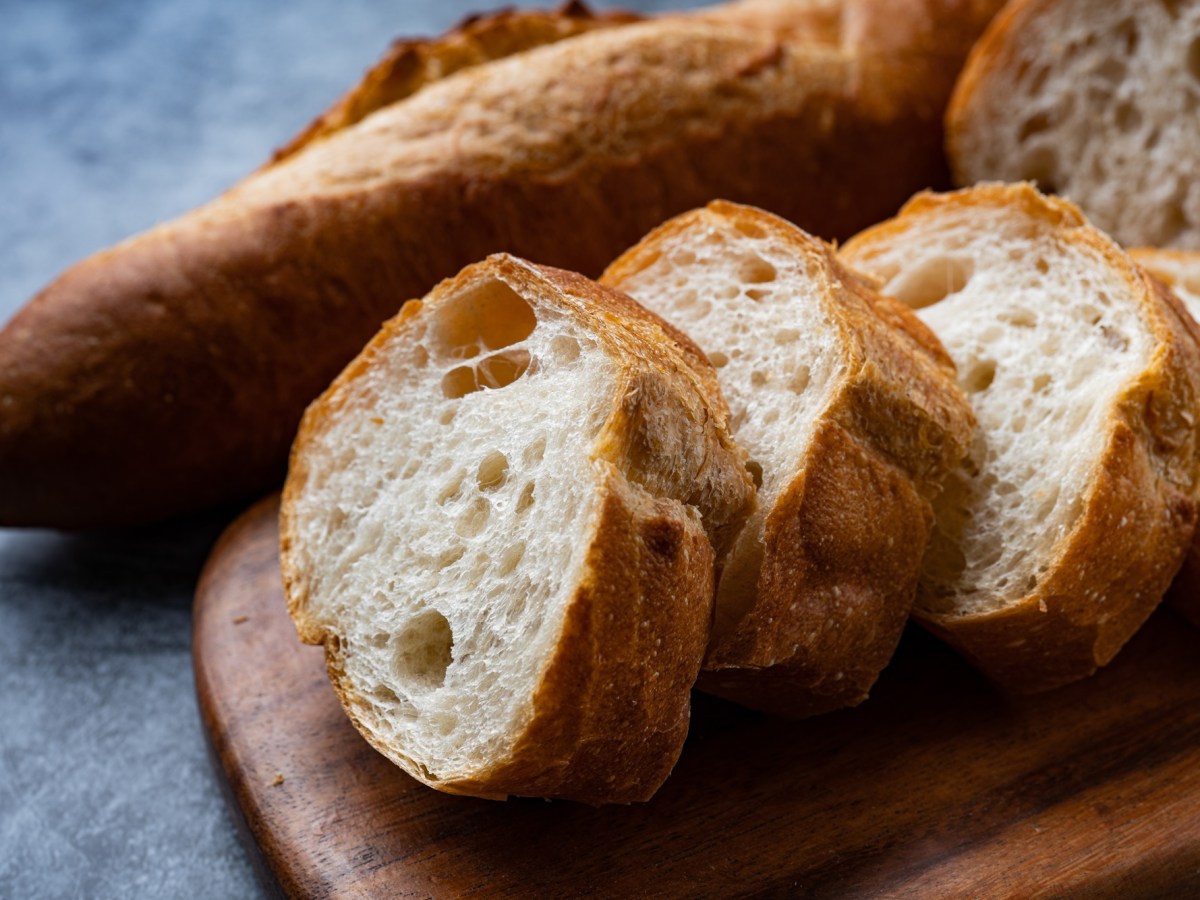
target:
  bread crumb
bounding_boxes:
[233,615,249,625]
[271,773,285,787]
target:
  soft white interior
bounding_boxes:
[955,0,1200,248]
[609,214,843,634]
[289,275,615,778]
[849,204,1155,614]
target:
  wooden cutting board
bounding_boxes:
[194,495,1200,898]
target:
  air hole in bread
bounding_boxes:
[774,328,800,344]
[438,408,456,426]
[1100,325,1130,352]
[1011,414,1026,434]
[750,370,769,387]
[1145,127,1163,150]
[1037,485,1060,519]
[746,288,770,302]
[393,610,453,691]
[718,284,740,301]
[436,471,466,505]
[442,366,478,399]
[549,335,580,364]
[476,349,532,390]
[516,481,536,514]
[1117,19,1139,56]
[431,278,537,358]
[1093,56,1125,85]
[437,546,465,569]
[523,437,546,465]
[708,350,729,368]
[1114,101,1142,134]
[1032,373,1052,393]
[739,256,777,285]
[1035,257,1050,275]
[1001,308,1037,328]
[788,364,811,394]
[1018,111,1053,142]
[964,360,997,394]
[456,497,490,538]
[746,459,764,489]
[886,255,975,309]
[497,542,525,577]
[400,459,421,480]
[734,219,767,239]
[476,451,508,492]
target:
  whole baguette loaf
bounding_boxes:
[842,184,1200,693]
[281,253,753,802]
[603,201,974,716]
[945,0,1200,249]
[0,0,1004,528]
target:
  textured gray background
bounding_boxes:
[0,1,696,896]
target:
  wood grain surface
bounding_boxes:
[194,495,1200,898]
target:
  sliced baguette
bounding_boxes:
[602,201,975,717]
[0,0,1005,529]
[841,184,1200,692]
[946,0,1200,249]
[1129,247,1200,622]
[280,253,754,803]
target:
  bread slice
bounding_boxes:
[946,0,1200,249]
[841,184,1200,692]
[280,254,753,803]
[1129,247,1200,623]
[602,201,975,717]
[0,0,1005,529]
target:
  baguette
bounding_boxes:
[603,201,974,716]
[1129,247,1200,624]
[841,184,1200,693]
[946,0,1200,249]
[0,0,1005,528]
[280,253,754,803]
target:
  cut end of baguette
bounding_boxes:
[947,0,1200,249]
[842,183,1200,692]
[281,253,752,802]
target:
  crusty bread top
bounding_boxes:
[842,183,1200,690]
[281,253,754,800]
[946,0,1200,249]
[268,2,640,167]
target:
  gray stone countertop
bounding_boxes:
[0,1,694,896]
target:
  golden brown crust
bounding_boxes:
[1128,249,1200,627]
[0,0,1004,528]
[268,2,640,167]
[445,467,714,803]
[604,201,975,717]
[841,184,1200,693]
[281,253,753,802]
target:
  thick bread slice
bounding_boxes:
[280,253,754,803]
[841,184,1200,693]
[946,0,1200,249]
[1129,247,1200,623]
[0,0,1005,529]
[602,201,975,717]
